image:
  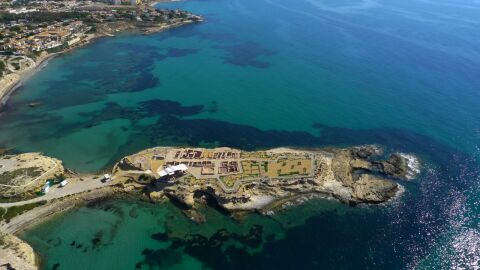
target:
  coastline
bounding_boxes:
[0,53,58,108]
[0,34,96,110]
[0,186,120,270]
[2,186,118,235]
[1,145,416,233]
[0,18,200,111]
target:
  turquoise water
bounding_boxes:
[22,198,355,269]
[3,0,480,268]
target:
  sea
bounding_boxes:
[1,0,479,268]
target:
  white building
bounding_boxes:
[8,8,38,14]
[67,37,81,46]
[157,164,188,178]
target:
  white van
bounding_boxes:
[60,180,69,187]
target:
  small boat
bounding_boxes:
[28,102,41,108]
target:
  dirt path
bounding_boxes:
[0,159,58,188]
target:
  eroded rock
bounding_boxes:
[0,232,37,270]
[380,153,410,179]
[353,174,399,203]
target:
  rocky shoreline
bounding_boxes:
[0,231,37,270]
[114,145,419,214]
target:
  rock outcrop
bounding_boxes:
[352,174,398,203]
[379,153,410,178]
[0,232,37,270]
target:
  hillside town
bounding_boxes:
[0,0,202,78]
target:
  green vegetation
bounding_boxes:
[278,170,308,177]
[86,25,97,34]
[27,51,42,61]
[46,43,68,54]
[219,174,253,188]
[0,167,42,185]
[0,231,6,247]
[11,62,20,70]
[0,187,44,203]
[262,161,268,172]
[9,25,22,32]
[0,207,5,219]
[120,12,136,20]
[0,200,47,223]
[0,60,5,74]
[0,11,89,23]
[48,174,65,185]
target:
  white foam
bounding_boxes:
[399,153,421,179]
[226,195,275,210]
[264,210,275,216]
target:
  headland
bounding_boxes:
[113,145,416,210]
[0,145,419,269]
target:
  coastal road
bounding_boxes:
[0,176,114,208]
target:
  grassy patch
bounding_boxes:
[0,167,43,185]
[0,192,43,203]
[219,174,250,188]
[0,60,5,74]
[11,62,20,70]
[47,174,65,185]
[1,201,47,223]
[262,161,268,172]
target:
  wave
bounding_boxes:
[399,153,421,179]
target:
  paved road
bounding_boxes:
[0,175,114,208]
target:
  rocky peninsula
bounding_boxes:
[0,145,419,268]
[113,146,417,212]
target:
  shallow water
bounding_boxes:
[21,198,378,269]
[6,0,480,268]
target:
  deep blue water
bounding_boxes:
[4,0,480,268]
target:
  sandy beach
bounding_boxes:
[0,34,99,110]
[0,54,54,109]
